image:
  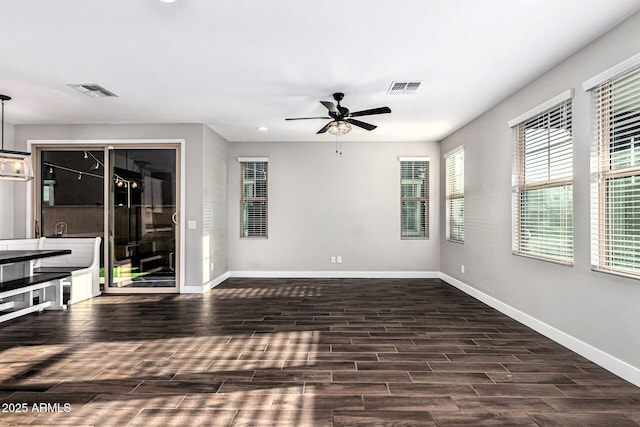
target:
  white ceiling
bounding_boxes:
[1,0,639,142]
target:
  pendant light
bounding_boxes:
[0,94,34,181]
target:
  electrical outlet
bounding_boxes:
[337,256,342,264]
[461,264,465,274]
[331,256,336,264]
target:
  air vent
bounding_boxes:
[68,83,118,98]
[388,81,422,95]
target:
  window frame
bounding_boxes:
[589,64,640,279]
[238,158,268,239]
[445,146,464,243]
[399,157,430,240]
[510,92,574,265]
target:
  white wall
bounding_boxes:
[203,125,229,284]
[439,11,640,379]
[12,123,228,289]
[228,140,440,275]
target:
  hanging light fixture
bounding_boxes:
[327,120,352,135]
[0,95,33,181]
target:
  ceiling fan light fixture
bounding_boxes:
[327,120,351,135]
[287,92,390,135]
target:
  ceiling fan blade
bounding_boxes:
[348,106,391,117]
[320,101,340,115]
[346,118,377,131]
[285,116,331,120]
[316,122,333,134]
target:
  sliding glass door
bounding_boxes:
[37,144,180,293]
[107,148,178,290]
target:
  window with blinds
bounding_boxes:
[512,98,573,264]
[445,147,464,243]
[591,66,640,278]
[400,159,429,239]
[240,160,268,238]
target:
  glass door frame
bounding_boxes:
[29,139,185,294]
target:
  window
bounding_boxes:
[511,95,573,264]
[400,158,429,238]
[590,65,640,278]
[239,159,268,238]
[445,147,464,243]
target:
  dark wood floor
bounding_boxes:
[0,278,639,426]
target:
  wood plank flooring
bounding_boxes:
[0,278,639,426]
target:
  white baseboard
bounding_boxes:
[439,272,640,388]
[227,270,440,279]
[181,271,230,294]
[208,271,231,289]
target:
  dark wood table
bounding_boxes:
[1,249,72,283]
[0,249,73,322]
[0,249,72,265]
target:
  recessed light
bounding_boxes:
[159,0,176,3]
[257,127,268,132]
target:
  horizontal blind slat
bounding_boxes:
[445,148,464,242]
[401,160,429,238]
[514,99,573,263]
[240,161,268,238]
[591,65,640,276]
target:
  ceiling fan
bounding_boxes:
[286,92,391,135]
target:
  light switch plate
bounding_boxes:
[188,220,197,229]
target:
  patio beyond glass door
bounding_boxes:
[107,148,178,290]
[39,150,106,293]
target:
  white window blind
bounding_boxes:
[512,99,573,264]
[590,65,640,278]
[240,160,268,238]
[445,147,464,243]
[400,160,429,239]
